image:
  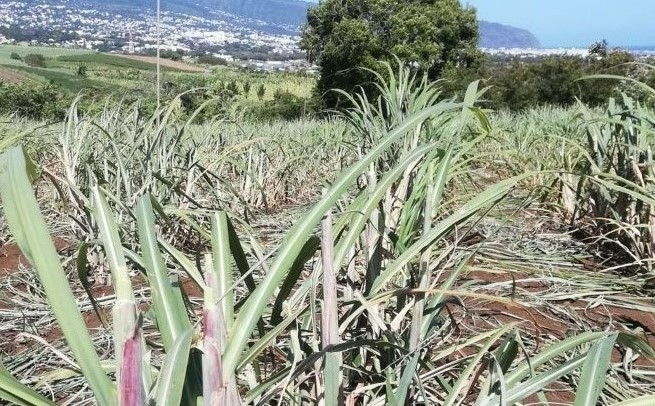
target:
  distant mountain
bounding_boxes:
[479,21,541,49]
[104,0,542,48]
[210,0,310,26]
[205,1,541,48]
[105,0,310,28]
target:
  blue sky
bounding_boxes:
[303,0,654,47]
[460,0,655,47]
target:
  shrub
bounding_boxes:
[225,81,239,96]
[161,49,183,61]
[9,52,21,61]
[23,53,46,68]
[484,57,584,109]
[0,82,64,119]
[253,90,308,121]
[197,55,228,66]
[256,83,265,101]
[77,64,88,77]
[581,49,636,105]
[143,48,184,61]
[483,51,638,110]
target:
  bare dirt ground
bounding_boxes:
[115,54,208,72]
[0,67,27,83]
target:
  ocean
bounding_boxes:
[623,46,655,55]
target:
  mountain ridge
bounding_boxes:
[101,0,543,48]
[479,21,541,48]
[204,0,541,48]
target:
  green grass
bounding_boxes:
[0,44,314,119]
[0,51,177,93]
[2,64,109,92]
[58,54,183,71]
[0,44,92,65]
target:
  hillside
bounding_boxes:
[199,1,542,48]
[479,21,541,48]
[210,0,310,26]
[10,0,542,50]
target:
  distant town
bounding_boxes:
[484,47,655,59]
[0,0,318,72]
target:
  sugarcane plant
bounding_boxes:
[569,72,655,270]
[1,61,655,406]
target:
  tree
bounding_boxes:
[483,48,637,111]
[300,0,482,107]
[589,39,609,58]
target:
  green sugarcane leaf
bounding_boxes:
[211,212,234,329]
[136,195,191,351]
[0,147,116,405]
[0,360,57,406]
[152,328,194,406]
[225,214,257,295]
[574,333,618,406]
[371,174,528,294]
[332,144,435,268]
[610,395,655,406]
[270,235,320,325]
[504,332,608,386]
[394,352,421,405]
[237,304,308,372]
[158,237,205,290]
[486,355,587,406]
[223,101,464,379]
[495,331,520,374]
[443,325,514,406]
[616,333,655,361]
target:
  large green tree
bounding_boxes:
[300,0,482,107]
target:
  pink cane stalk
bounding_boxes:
[119,319,145,406]
[203,269,229,405]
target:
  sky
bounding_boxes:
[460,0,655,47]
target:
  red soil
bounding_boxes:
[0,68,27,83]
[2,237,655,405]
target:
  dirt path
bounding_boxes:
[0,67,27,83]
[115,54,208,72]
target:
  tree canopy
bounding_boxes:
[300,0,482,107]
